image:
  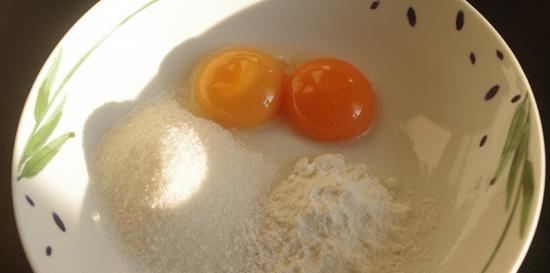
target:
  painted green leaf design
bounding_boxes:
[505,129,530,209]
[481,95,535,273]
[47,0,161,106]
[20,98,66,168]
[480,183,522,273]
[34,49,62,123]
[520,159,535,238]
[18,132,75,180]
[505,151,519,209]
[491,151,512,185]
[492,99,529,184]
[18,0,161,180]
[504,99,529,153]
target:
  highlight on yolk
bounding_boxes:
[193,48,285,127]
[284,58,376,141]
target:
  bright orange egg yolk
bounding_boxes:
[284,58,376,141]
[193,48,285,127]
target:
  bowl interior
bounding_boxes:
[13,0,544,273]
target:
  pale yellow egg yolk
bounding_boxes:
[193,48,285,128]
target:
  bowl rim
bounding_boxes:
[462,1,546,272]
[10,1,107,272]
[11,0,546,272]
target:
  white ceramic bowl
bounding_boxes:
[12,0,545,273]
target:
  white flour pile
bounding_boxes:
[91,91,276,273]
[248,154,437,273]
[91,92,436,273]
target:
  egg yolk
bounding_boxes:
[193,48,285,127]
[284,58,375,141]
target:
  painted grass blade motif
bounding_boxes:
[18,0,161,179]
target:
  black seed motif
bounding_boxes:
[456,10,465,30]
[469,52,476,64]
[370,1,380,10]
[490,178,496,185]
[52,212,66,232]
[407,7,416,27]
[511,94,522,103]
[480,135,488,147]
[46,246,52,256]
[25,195,35,207]
[497,50,504,60]
[485,85,500,101]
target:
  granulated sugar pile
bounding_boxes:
[91,92,436,273]
[91,92,276,273]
